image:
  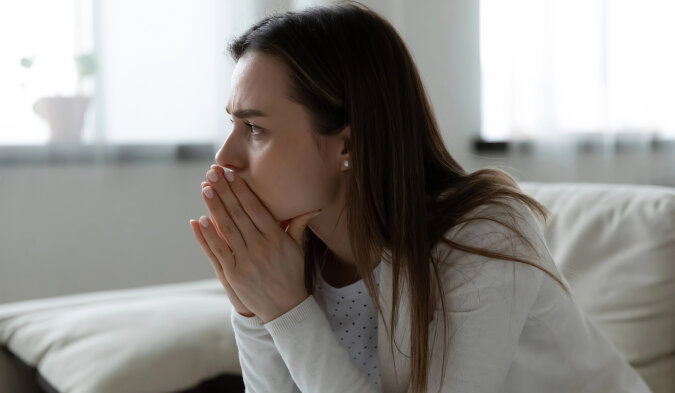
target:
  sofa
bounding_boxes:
[1,181,673,393]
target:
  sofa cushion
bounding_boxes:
[519,182,675,393]
[0,279,241,393]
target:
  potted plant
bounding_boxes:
[21,52,97,144]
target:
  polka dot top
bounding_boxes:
[313,261,382,391]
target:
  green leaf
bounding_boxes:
[20,56,35,68]
[74,53,97,78]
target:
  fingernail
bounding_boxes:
[207,170,218,182]
[203,186,214,199]
[199,216,209,227]
[224,169,234,182]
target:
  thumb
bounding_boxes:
[287,209,322,246]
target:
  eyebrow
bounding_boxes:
[225,106,268,118]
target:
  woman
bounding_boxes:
[189,2,653,392]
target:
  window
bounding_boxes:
[479,0,675,142]
[0,0,94,145]
[0,0,228,146]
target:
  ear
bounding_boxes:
[338,125,351,170]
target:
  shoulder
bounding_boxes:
[430,197,556,306]
[433,197,547,260]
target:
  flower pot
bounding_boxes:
[33,95,90,143]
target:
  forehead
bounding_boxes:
[227,51,291,113]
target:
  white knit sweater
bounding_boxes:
[230,198,653,393]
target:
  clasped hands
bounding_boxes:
[189,164,321,323]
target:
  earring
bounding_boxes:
[343,160,349,168]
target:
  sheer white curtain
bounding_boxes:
[479,0,675,164]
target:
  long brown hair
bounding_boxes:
[227,2,571,392]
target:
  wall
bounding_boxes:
[0,160,216,303]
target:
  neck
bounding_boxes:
[319,250,362,288]
[307,184,356,269]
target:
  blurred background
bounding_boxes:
[1,0,673,303]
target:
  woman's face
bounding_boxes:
[215,51,349,224]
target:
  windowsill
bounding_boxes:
[472,136,675,155]
[0,143,216,166]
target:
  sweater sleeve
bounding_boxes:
[263,294,380,393]
[421,198,552,393]
[230,311,301,393]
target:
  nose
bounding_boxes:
[214,133,242,169]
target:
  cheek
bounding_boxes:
[254,151,332,219]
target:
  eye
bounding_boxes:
[243,121,263,136]
[228,118,263,137]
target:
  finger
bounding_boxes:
[205,169,264,251]
[204,180,287,232]
[190,219,230,282]
[191,219,245,310]
[202,184,248,256]
[202,181,240,240]
[210,167,280,239]
[195,215,236,274]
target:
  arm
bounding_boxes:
[421,199,549,392]
[263,295,380,393]
[230,311,301,393]
[423,256,545,392]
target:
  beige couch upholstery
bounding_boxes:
[1,181,673,393]
[519,182,675,393]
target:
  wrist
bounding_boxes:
[262,293,311,324]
